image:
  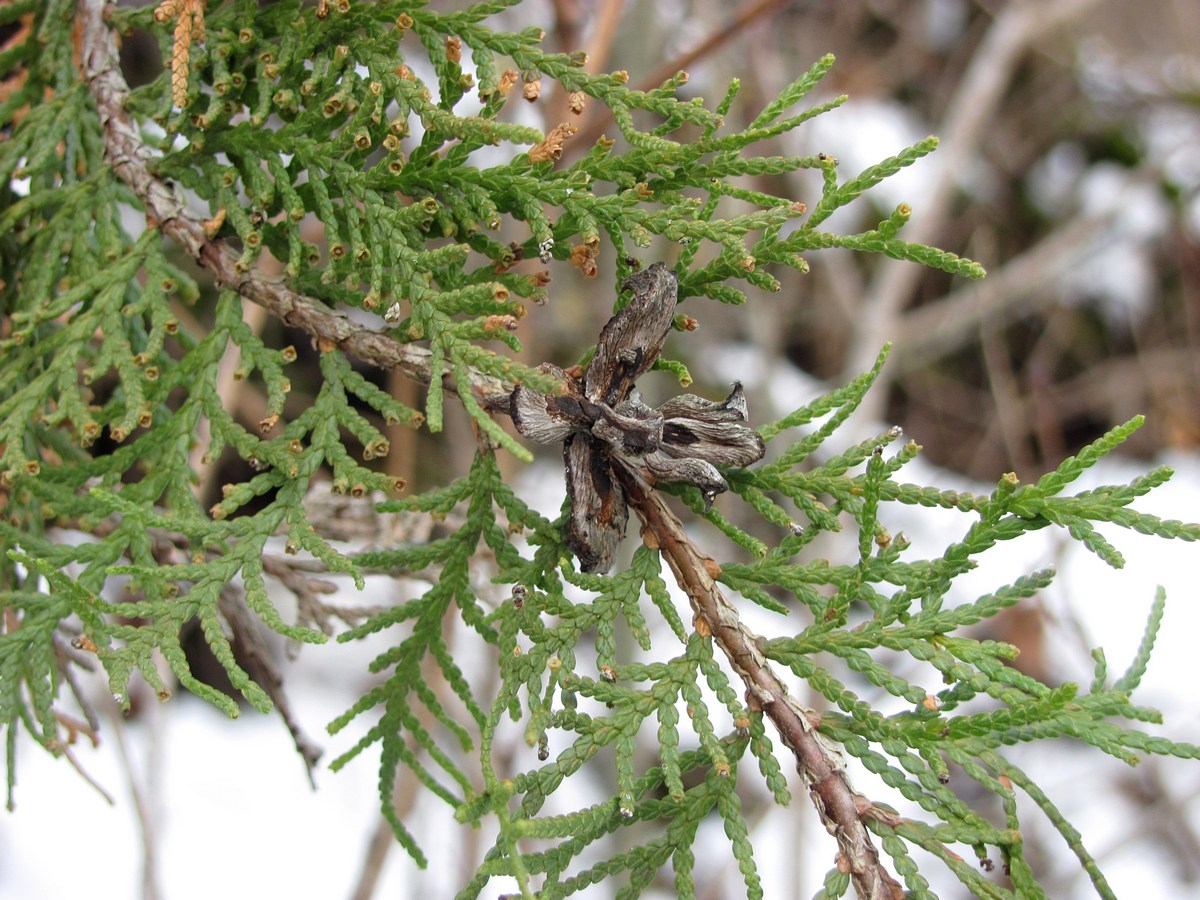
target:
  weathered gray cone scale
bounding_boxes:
[510,263,766,572]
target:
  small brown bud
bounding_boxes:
[72,636,99,653]
[528,123,576,163]
[498,69,519,97]
[522,79,541,102]
[484,315,519,333]
[569,241,598,278]
[445,36,462,63]
[567,91,586,115]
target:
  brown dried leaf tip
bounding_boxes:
[510,263,765,572]
[155,0,206,108]
[497,69,519,97]
[528,123,577,164]
[569,235,599,278]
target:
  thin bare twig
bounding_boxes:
[107,703,165,900]
[348,816,397,900]
[845,0,1105,409]
[217,587,325,781]
[889,209,1114,372]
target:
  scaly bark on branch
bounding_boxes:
[615,463,903,900]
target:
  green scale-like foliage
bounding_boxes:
[432,351,1200,900]
[1,0,1197,896]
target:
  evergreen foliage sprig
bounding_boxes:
[1,0,1197,896]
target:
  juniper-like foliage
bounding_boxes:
[2,1,1198,897]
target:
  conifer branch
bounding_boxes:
[615,463,904,900]
[77,0,512,414]
[48,3,1196,895]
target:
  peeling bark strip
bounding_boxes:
[511,264,766,572]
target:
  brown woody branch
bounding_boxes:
[615,464,903,900]
[77,0,511,415]
[79,2,901,893]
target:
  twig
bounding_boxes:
[580,0,624,78]
[844,0,1104,412]
[570,0,788,152]
[214,586,324,781]
[348,816,397,900]
[50,711,116,808]
[889,209,1114,372]
[548,0,625,142]
[107,702,165,900]
[614,463,904,900]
